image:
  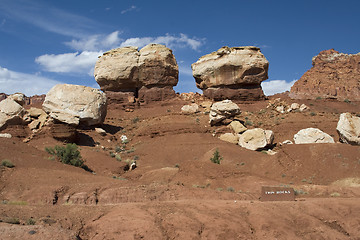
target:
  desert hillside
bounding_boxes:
[1,94,360,239]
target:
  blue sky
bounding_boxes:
[0,0,359,96]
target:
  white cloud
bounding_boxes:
[261,79,296,96]
[0,66,62,96]
[121,5,137,14]
[35,51,102,76]
[65,31,122,52]
[120,33,204,51]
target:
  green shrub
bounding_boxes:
[210,149,222,164]
[227,186,235,192]
[45,144,85,168]
[115,155,122,161]
[26,218,36,225]
[310,112,317,116]
[1,159,15,168]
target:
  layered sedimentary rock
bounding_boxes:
[42,84,107,126]
[192,46,269,100]
[290,49,360,101]
[94,44,178,105]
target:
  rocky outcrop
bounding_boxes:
[42,84,107,126]
[293,128,335,144]
[238,128,274,151]
[94,44,178,105]
[209,100,241,125]
[336,113,360,145]
[192,46,269,101]
[290,49,360,101]
[0,98,26,130]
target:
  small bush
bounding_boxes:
[227,187,235,192]
[115,155,122,161]
[210,149,222,164]
[26,218,36,225]
[4,217,20,224]
[310,112,317,116]
[115,145,123,153]
[45,144,89,170]
[109,152,116,158]
[1,159,14,168]
[344,99,351,103]
[244,120,253,126]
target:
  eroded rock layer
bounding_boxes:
[290,49,360,101]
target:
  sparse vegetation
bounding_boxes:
[330,192,341,197]
[310,112,317,116]
[1,159,15,168]
[45,144,91,172]
[174,164,180,168]
[109,151,116,158]
[210,149,222,164]
[115,155,122,161]
[244,120,253,126]
[226,186,235,192]
[132,117,140,124]
[344,99,351,103]
[294,189,308,195]
[26,218,36,225]
[3,217,20,224]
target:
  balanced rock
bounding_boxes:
[238,128,274,151]
[293,128,334,144]
[209,100,241,125]
[336,113,360,145]
[192,46,269,101]
[290,49,360,101]
[42,84,107,126]
[94,44,178,104]
[0,98,25,130]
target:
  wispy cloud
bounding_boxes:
[65,31,122,51]
[120,33,205,51]
[0,19,5,27]
[35,51,102,76]
[121,5,137,14]
[0,0,101,38]
[261,79,296,96]
[0,66,62,96]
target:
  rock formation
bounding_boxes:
[290,49,360,101]
[192,46,269,101]
[94,44,178,105]
[336,113,360,145]
[293,128,335,144]
[209,100,241,125]
[42,84,107,126]
[0,98,26,130]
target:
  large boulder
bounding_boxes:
[0,98,26,130]
[336,113,360,145]
[192,46,269,101]
[290,49,360,101]
[42,84,107,126]
[238,128,274,151]
[293,128,335,144]
[94,44,178,104]
[209,100,241,125]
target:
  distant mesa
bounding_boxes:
[94,44,178,106]
[192,46,269,101]
[290,49,360,101]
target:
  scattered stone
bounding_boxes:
[181,103,199,114]
[192,46,269,100]
[238,128,274,151]
[0,133,12,138]
[336,112,360,145]
[219,133,239,144]
[42,84,107,126]
[209,100,241,125]
[230,120,247,134]
[280,140,293,145]
[276,106,285,113]
[95,127,107,136]
[299,104,309,112]
[293,128,335,144]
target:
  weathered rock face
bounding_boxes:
[94,44,178,104]
[42,84,107,126]
[238,128,274,151]
[293,128,335,144]
[336,113,360,145]
[192,46,269,101]
[290,49,360,101]
[209,100,241,125]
